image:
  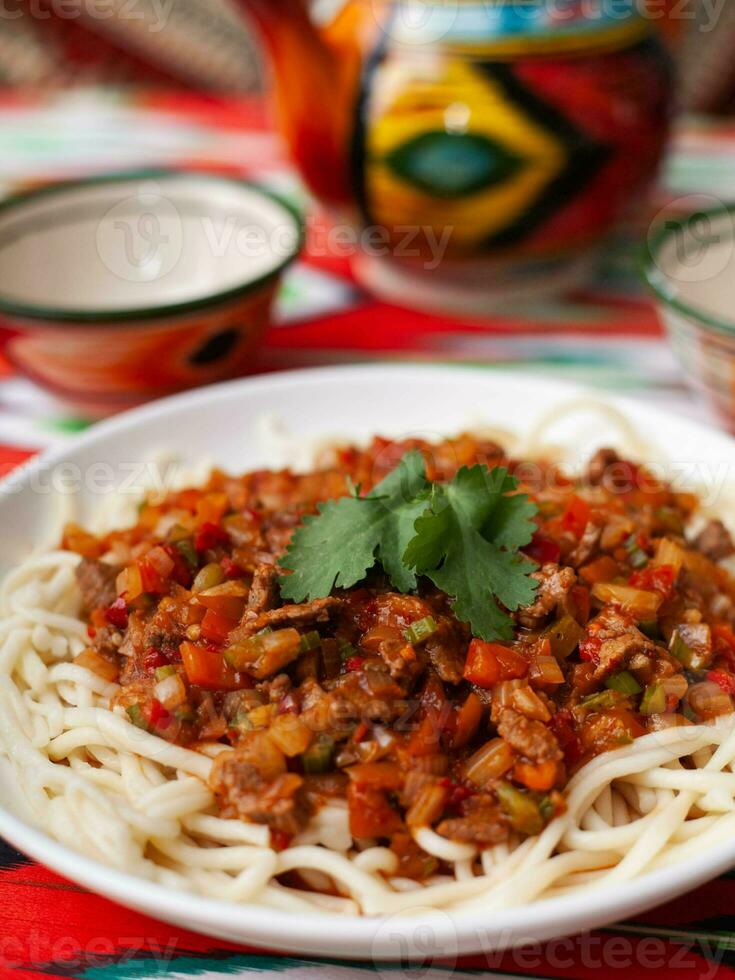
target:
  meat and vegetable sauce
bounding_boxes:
[64,437,735,879]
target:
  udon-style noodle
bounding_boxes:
[3,410,735,916]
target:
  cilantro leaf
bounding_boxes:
[279,450,430,601]
[403,466,538,641]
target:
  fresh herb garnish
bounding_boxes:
[280,451,539,641]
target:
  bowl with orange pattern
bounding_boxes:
[0,170,302,417]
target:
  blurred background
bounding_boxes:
[1,0,735,444]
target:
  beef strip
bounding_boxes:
[238,596,341,636]
[693,520,735,562]
[496,707,562,763]
[586,448,620,486]
[516,563,576,629]
[425,629,466,685]
[568,521,602,568]
[584,606,655,682]
[437,794,510,846]
[75,558,120,611]
[247,564,279,614]
[208,751,312,836]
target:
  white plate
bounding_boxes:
[1,364,735,960]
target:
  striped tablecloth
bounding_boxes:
[2,88,735,980]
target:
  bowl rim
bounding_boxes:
[641,200,735,337]
[0,168,304,325]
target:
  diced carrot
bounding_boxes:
[347,761,403,790]
[347,782,403,839]
[196,493,229,527]
[180,640,251,691]
[452,692,483,749]
[513,759,559,792]
[579,556,619,585]
[464,639,528,688]
[561,496,591,539]
[195,581,248,620]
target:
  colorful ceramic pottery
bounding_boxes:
[643,202,735,432]
[242,0,672,312]
[0,171,302,416]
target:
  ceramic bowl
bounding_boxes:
[642,202,735,431]
[0,170,302,416]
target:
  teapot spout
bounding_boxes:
[238,0,354,206]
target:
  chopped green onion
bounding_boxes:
[299,630,322,654]
[338,639,356,662]
[670,625,711,671]
[193,562,225,593]
[542,615,584,660]
[230,710,253,732]
[174,706,196,723]
[302,734,335,774]
[681,703,698,723]
[403,616,438,646]
[538,795,556,822]
[640,680,666,715]
[605,671,642,696]
[154,664,178,681]
[167,527,198,570]
[126,703,148,730]
[495,781,544,836]
[580,690,619,711]
[628,548,648,570]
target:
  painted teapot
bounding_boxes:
[241,0,672,312]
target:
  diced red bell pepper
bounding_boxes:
[579,634,602,664]
[220,555,243,579]
[104,597,129,629]
[561,496,591,539]
[270,830,292,852]
[137,557,166,595]
[713,624,735,670]
[164,544,193,587]
[195,522,230,553]
[142,647,168,673]
[570,585,591,625]
[629,563,675,598]
[463,639,528,687]
[524,532,561,565]
[550,709,583,768]
[707,670,735,695]
[345,656,365,672]
[146,698,173,734]
[200,608,237,646]
[180,640,251,691]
